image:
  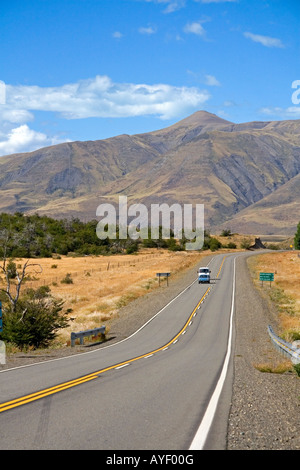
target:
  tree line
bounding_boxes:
[0,212,227,257]
[0,212,113,258]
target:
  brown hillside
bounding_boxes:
[0,111,299,235]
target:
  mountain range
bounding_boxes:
[0,110,299,235]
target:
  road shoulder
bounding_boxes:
[227,253,300,450]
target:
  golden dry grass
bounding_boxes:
[253,359,293,374]
[215,232,292,250]
[248,250,300,341]
[3,249,209,345]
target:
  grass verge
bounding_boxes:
[247,250,300,374]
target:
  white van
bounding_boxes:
[198,267,211,284]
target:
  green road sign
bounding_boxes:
[259,272,274,282]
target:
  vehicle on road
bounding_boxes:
[198,267,211,284]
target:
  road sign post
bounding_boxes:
[259,272,274,287]
[0,301,2,333]
[156,272,171,286]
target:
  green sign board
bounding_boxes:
[259,272,274,282]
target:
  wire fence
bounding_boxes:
[0,252,171,290]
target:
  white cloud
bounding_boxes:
[285,106,300,117]
[0,124,67,156]
[0,107,34,124]
[163,0,186,12]
[112,31,123,38]
[223,100,236,107]
[244,32,284,48]
[144,0,186,13]
[0,75,211,155]
[197,0,237,3]
[145,0,236,11]
[204,75,221,86]
[138,26,156,35]
[260,106,300,118]
[0,81,5,105]
[184,21,206,36]
[2,76,210,121]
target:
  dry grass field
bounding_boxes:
[5,249,210,345]
[248,251,300,342]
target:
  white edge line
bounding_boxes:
[1,259,215,373]
[115,363,129,370]
[189,256,236,450]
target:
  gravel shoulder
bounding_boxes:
[1,251,299,450]
[228,253,300,450]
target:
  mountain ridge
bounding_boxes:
[0,111,299,235]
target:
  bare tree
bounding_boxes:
[0,229,42,312]
[0,259,42,312]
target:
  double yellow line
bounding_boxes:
[0,256,227,414]
[0,374,99,413]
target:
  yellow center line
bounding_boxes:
[216,255,226,278]
[0,256,227,414]
[0,375,99,413]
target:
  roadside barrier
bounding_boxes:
[71,326,106,347]
[268,325,300,364]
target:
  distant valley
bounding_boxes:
[0,110,299,235]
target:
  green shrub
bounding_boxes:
[241,238,251,249]
[294,221,300,250]
[226,242,237,249]
[61,273,73,284]
[1,286,69,349]
[293,363,300,377]
[209,237,222,251]
[221,229,232,237]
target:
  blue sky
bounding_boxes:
[0,0,299,156]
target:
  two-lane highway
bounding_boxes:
[0,252,239,450]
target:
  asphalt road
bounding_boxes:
[0,252,239,450]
